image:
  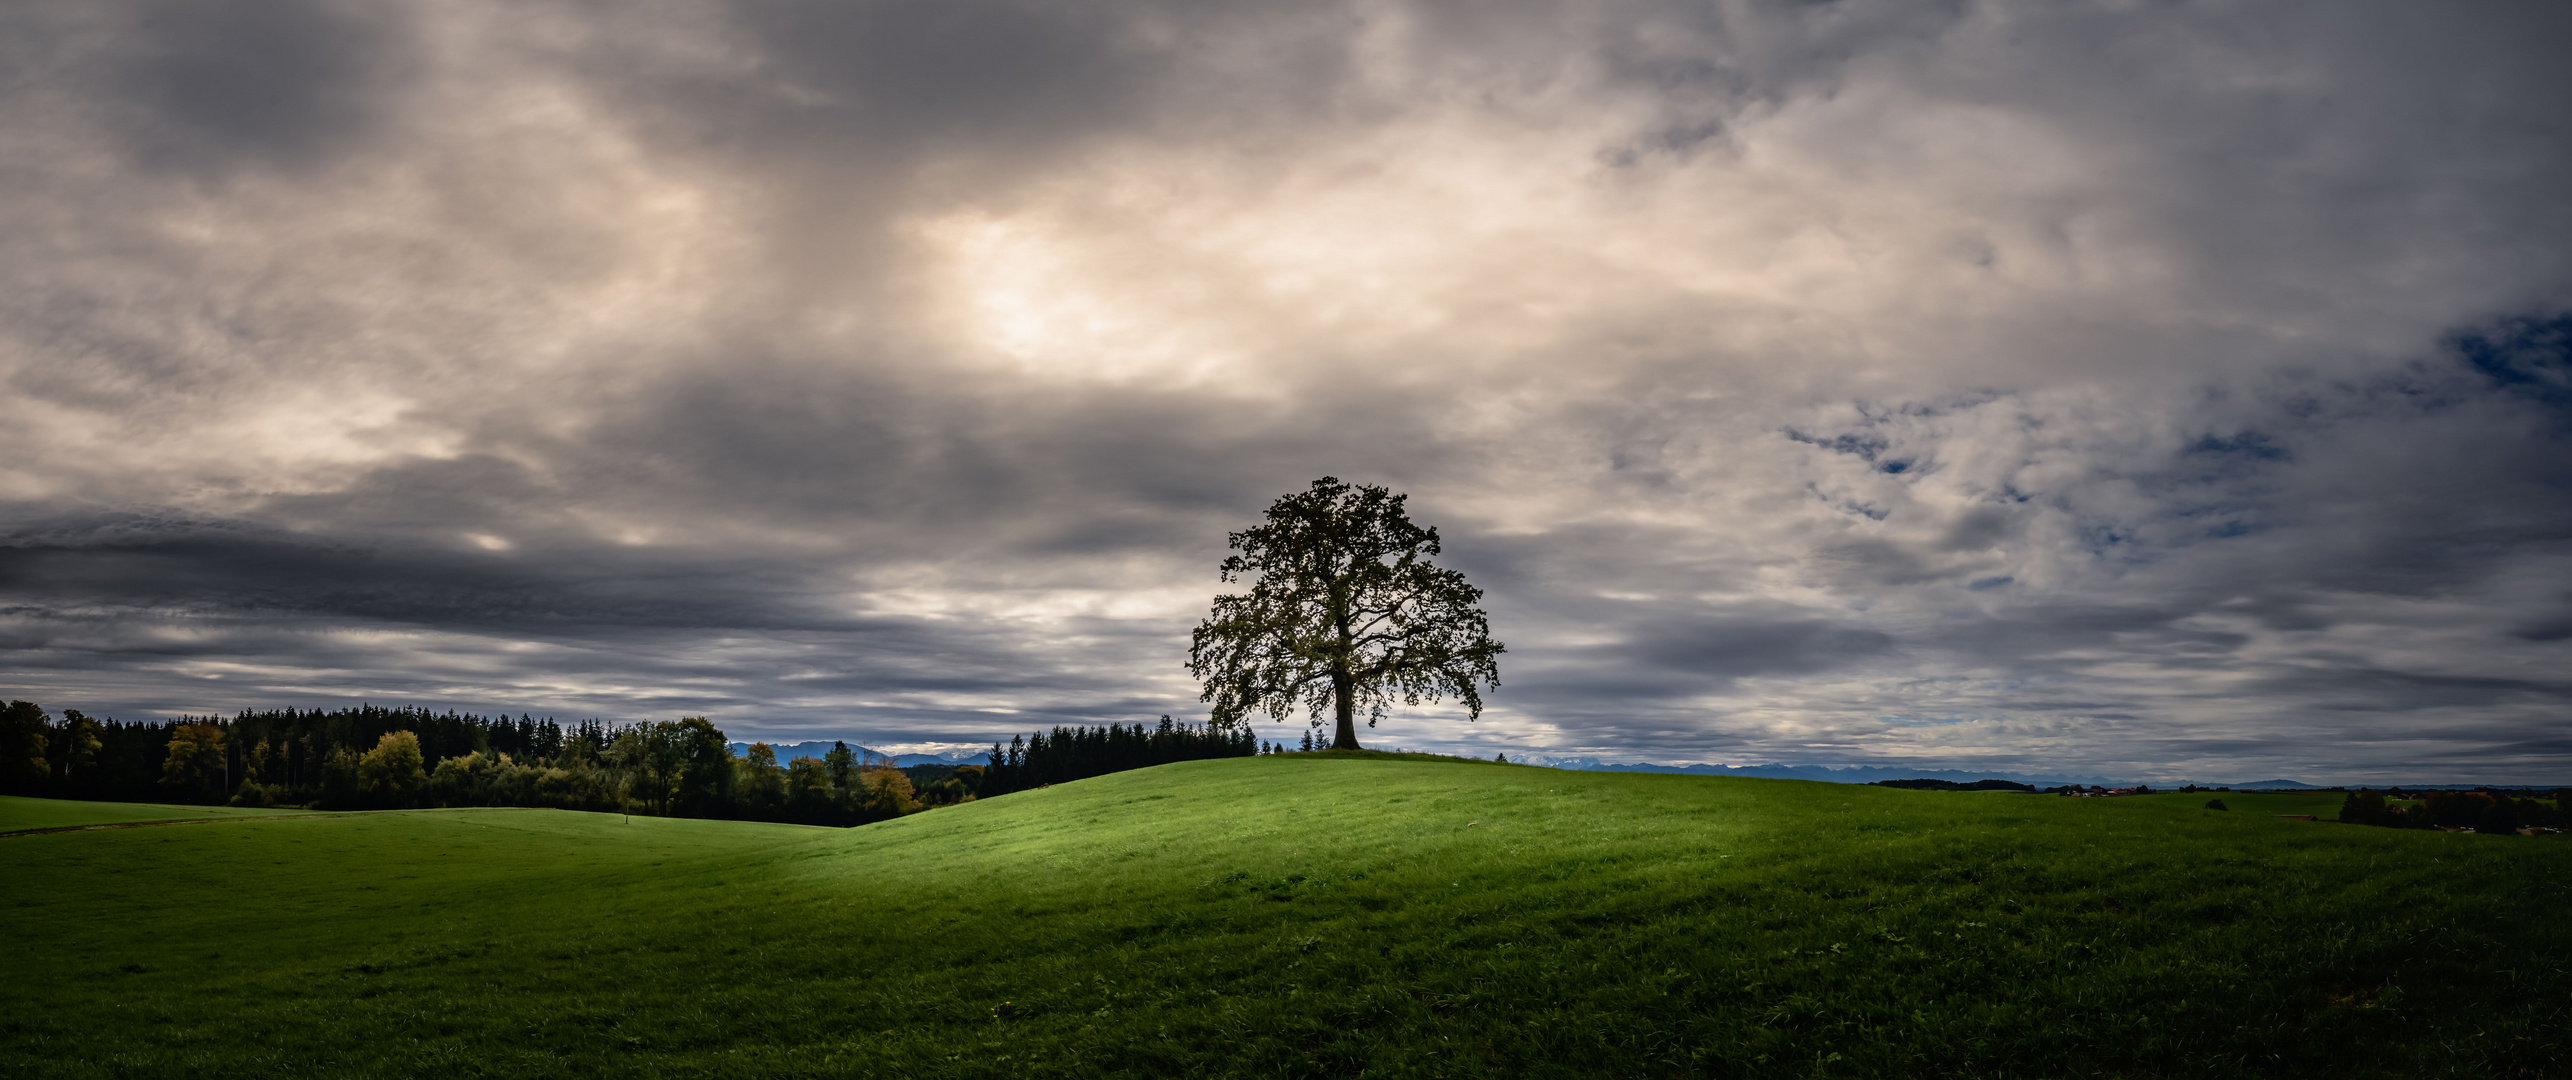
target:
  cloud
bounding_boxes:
[106,0,416,175]
[2,0,2569,782]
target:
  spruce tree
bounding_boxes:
[824,741,856,789]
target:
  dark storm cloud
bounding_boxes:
[0,510,1178,737]
[106,0,412,174]
[0,511,832,629]
[1520,615,1898,703]
[732,0,1148,140]
[2,0,2569,778]
[418,351,1460,565]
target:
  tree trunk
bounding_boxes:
[1331,671,1362,750]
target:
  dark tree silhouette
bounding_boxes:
[824,740,857,789]
[1188,477,1504,750]
[976,716,1253,796]
[0,700,48,793]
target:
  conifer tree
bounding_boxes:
[0,700,48,793]
[825,740,856,789]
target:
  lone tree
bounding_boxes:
[1188,477,1503,751]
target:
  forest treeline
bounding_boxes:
[977,715,1264,796]
[0,700,930,826]
[17,697,2570,835]
[2,699,1302,827]
[2337,789,2569,834]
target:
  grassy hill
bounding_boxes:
[3,755,2563,1078]
[0,794,316,832]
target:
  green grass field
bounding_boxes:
[0,794,315,833]
[4,756,2563,1078]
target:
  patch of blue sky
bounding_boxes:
[2185,431,2291,461]
[2451,312,2572,414]
[1806,483,1889,520]
[1782,428,1888,462]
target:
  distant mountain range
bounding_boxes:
[726,741,992,767]
[1536,759,2334,790]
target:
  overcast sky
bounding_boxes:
[3,0,2568,782]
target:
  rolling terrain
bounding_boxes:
[3,755,2563,1078]
[0,795,315,832]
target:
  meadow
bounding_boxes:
[0,795,313,832]
[3,755,2564,1079]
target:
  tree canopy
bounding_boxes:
[1188,477,1503,750]
[0,700,49,792]
[357,730,427,801]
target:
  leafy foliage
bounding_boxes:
[1189,477,1503,750]
[156,723,227,801]
[0,700,49,791]
[47,709,101,787]
[356,731,427,801]
[4,700,943,827]
[2340,788,2565,833]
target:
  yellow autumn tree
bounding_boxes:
[357,730,427,806]
[157,722,227,802]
